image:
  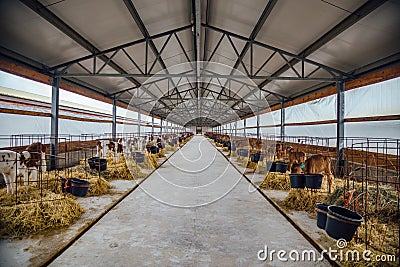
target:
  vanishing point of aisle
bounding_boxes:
[50,136,328,266]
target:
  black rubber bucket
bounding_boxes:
[275,162,288,173]
[150,146,159,154]
[134,152,145,163]
[316,203,329,229]
[237,149,249,157]
[266,161,276,172]
[325,205,363,241]
[289,174,306,188]
[88,157,107,171]
[305,174,323,189]
[70,178,91,197]
[251,153,264,162]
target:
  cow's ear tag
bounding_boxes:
[301,163,305,169]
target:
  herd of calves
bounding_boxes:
[223,135,334,177]
[0,142,46,195]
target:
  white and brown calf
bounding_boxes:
[0,150,30,194]
[24,142,47,184]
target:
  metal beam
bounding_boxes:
[138,106,141,137]
[280,101,285,144]
[258,0,387,89]
[336,81,345,179]
[234,0,277,71]
[123,0,183,101]
[19,0,142,87]
[112,98,117,140]
[192,0,201,98]
[50,25,192,70]
[202,23,352,79]
[56,72,342,81]
[123,0,166,70]
[217,1,277,100]
[50,76,60,170]
[202,0,211,62]
[151,115,154,135]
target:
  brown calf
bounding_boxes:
[288,148,306,172]
[24,142,46,169]
[291,161,304,174]
[304,154,333,192]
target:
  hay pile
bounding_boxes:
[157,148,165,158]
[283,189,327,212]
[136,152,158,169]
[0,186,84,237]
[87,178,113,196]
[357,217,399,256]
[327,184,399,223]
[334,217,400,267]
[102,163,132,180]
[39,172,64,194]
[237,156,249,167]
[247,161,258,169]
[260,172,290,190]
[255,161,266,174]
[165,144,175,152]
[104,154,147,179]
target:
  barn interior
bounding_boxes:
[0,0,399,266]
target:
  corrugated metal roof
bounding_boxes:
[0,0,399,125]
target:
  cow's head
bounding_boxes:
[291,161,304,174]
[19,151,31,167]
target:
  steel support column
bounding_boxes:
[256,110,260,139]
[160,119,163,135]
[50,77,60,170]
[280,101,285,144]
[243,119,247,137]
[138,107,141,137]
[234,121,237,136]
[336,81,345,178]
[112,98,117,140]
[151,115,154,135]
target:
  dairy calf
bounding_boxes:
[288,148,306,172]
[24,142,47,183]
[304,154,333,192]
[0,150,30,194]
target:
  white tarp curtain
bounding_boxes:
[0,113,112,136]
[285,123,336,139]
[345,77,400,118]
[245,116,257,127]
[285,94,336,123]
[117,123,137,133]
[236,77,400,139]
[0,113,111,147]
[260,110,281,126]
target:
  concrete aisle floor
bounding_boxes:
[50,136,328,267]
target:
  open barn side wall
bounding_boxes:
[228,76,400,140]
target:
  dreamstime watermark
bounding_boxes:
[257,239,396,263]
